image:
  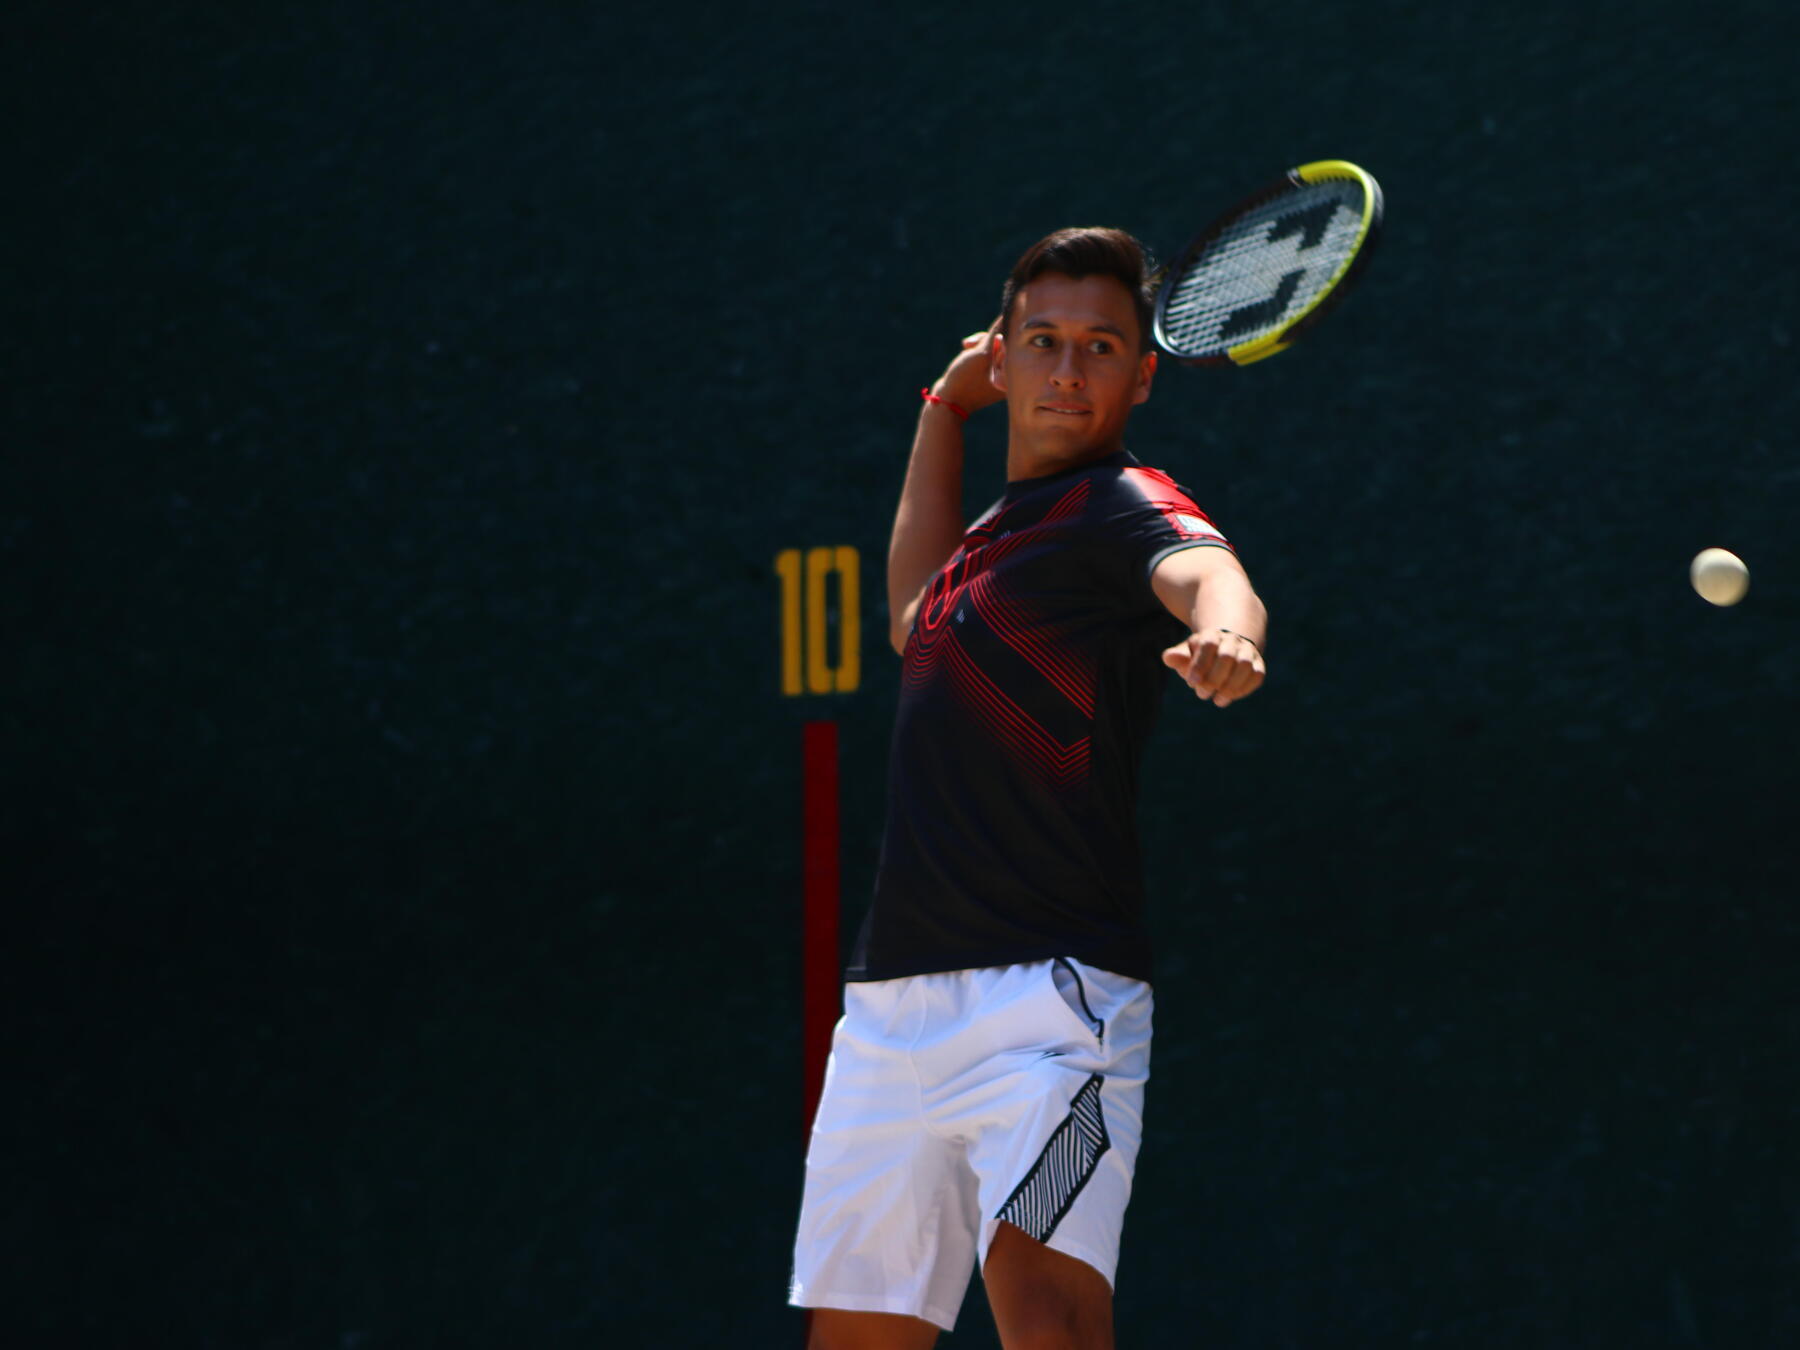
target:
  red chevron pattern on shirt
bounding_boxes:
[851,450,1233,986]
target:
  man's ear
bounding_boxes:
[990,332,1008,393]
[1132,348,1157,406]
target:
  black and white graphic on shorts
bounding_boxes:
[996,1075,1111,1243]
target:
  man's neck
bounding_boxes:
[1005,438,1125,484]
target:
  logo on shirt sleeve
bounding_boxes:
[1173,513,1225,542]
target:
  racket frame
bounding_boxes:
[1153,159,1383,367]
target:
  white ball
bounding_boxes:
[1690,547,1749,606]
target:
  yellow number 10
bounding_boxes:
[776,546,860,695]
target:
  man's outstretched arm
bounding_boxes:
[1151,545,1268,708]
[887,326,1004,653]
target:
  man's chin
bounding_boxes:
[1028,412,1100,439]
[1047,416,1118,442]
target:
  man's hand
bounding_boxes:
[928,321,1006,416]
[1161,628,1265,708]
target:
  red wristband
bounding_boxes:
[920,387,969,421]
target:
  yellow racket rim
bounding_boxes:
[1223,159,1382,366]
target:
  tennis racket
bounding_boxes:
[1153,159,1383,367]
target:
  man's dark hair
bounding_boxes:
[999,227,1157,351]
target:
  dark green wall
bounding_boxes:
[10,1,1798,1345]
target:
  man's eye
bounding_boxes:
[1030,335,1053,348]
[1089,341,1113,354]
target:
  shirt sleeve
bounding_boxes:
[1104,465,1235,605]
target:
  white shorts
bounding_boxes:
[789,958,1153,1332]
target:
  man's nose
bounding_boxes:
[1050,349,1085,387]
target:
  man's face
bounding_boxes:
[992,272,1157,461]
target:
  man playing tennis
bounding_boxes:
[791,228,1268,1349]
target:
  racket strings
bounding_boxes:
[1161,180,1366,357]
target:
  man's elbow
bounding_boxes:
[890,601,918,654]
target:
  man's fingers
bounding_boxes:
[1161,642,1214,695]
[1166,632,1265,707]
[1211,660,1261,707]
[1211,648,1266,707]
[964,319,1002,348]
[1220,655,1262,699]
[1183,638,1224,698]
[1193,652,1233,699]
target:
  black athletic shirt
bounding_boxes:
[846,450,1234,986]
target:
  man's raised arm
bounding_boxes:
[887,326,1005,653]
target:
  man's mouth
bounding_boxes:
[1039,404,1091,416]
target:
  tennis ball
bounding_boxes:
[1690,548,1749,606]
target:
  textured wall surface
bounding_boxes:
[10,1,1798,1345]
